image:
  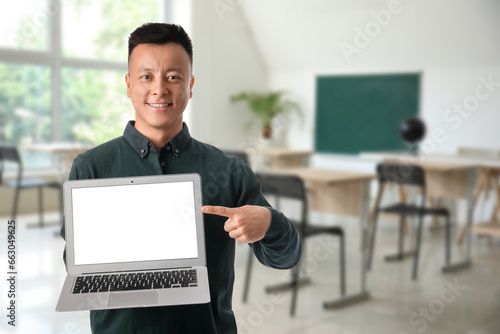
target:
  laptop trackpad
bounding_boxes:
[108,291,158,308]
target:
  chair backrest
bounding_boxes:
[0,145,23,184]
[375,163,427,210]
[256,173,308,228]
[377,163,425,187]
[222,149,250,166]
[0,145,22,163]
[257,173,306,201]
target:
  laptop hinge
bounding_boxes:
[80,267,195,275]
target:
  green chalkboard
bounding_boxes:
[315,73,420,154]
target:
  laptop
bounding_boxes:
[56,173,210,312]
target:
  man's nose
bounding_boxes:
[151,77,168,96]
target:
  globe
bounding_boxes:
[400,118,425,144]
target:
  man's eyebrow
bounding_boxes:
[137,67,154,72]
[135,67,184,73]
[166,67,184,73]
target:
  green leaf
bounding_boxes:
[230,91,301,129]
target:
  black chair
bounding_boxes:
[243,172,345,316]
[0,144,63,227]
[367,163,451,280]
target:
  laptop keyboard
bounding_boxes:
[72,269,198,294]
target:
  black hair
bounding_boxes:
[128,23,193,66]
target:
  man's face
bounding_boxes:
[125,43,194,138]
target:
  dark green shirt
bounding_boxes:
[63,121,301,333]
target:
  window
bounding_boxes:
[0,0,49,51]
[0,0,167,169]
[0,64,51,143]
[61,68,131,143]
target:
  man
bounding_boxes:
[62,23,301,333]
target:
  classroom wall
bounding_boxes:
[268,67,500,157]
[187,1,268,148]
[420,68,500,154]
[238,0,500,158]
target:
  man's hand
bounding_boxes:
[201,205,271,243]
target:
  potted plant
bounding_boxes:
[230,91,301,139]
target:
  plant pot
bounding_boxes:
[262,125,272,139]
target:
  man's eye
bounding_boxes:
[168,76,179,80]
[141,75,151,80]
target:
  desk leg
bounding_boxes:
[457,168,487,245]
[324,181,371,309]
[492,170,500,222]
[442,168,475,272]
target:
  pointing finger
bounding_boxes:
[202,205,237,218]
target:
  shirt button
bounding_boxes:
[174,149,179,154]
[161,162,166,167]
[166,145,171,151]
[140,149,145,154]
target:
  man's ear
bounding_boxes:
[189,75,195,99]
[125,73,131,98]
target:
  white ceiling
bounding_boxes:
[239,0,500,72]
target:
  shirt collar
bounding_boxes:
[123,121,191,158]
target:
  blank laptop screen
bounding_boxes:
[71,181,199,266]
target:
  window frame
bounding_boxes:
[0,0,172,161]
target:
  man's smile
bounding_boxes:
[147,103,173,108]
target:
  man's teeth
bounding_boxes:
[149,103,170,107]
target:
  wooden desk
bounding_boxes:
[382,158,477,200]
[439,157,500,243]
[272,167,375,309]
[469,166,500,234]
[362,151,500,242]
[244,148,312,170]
[22,142,91,180]
[360,152,478,272]
[19,143,90,230]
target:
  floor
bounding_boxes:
[0,212,499,334]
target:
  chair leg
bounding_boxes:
[398,214,405,260]
[412,214,424,280]
[242,247,254,303]
[290,262,300,317]
[339,234,346,296]
[38,186,44,228]
[367,212,379,270]
[445,214,451,266]
[11,187,20,221]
